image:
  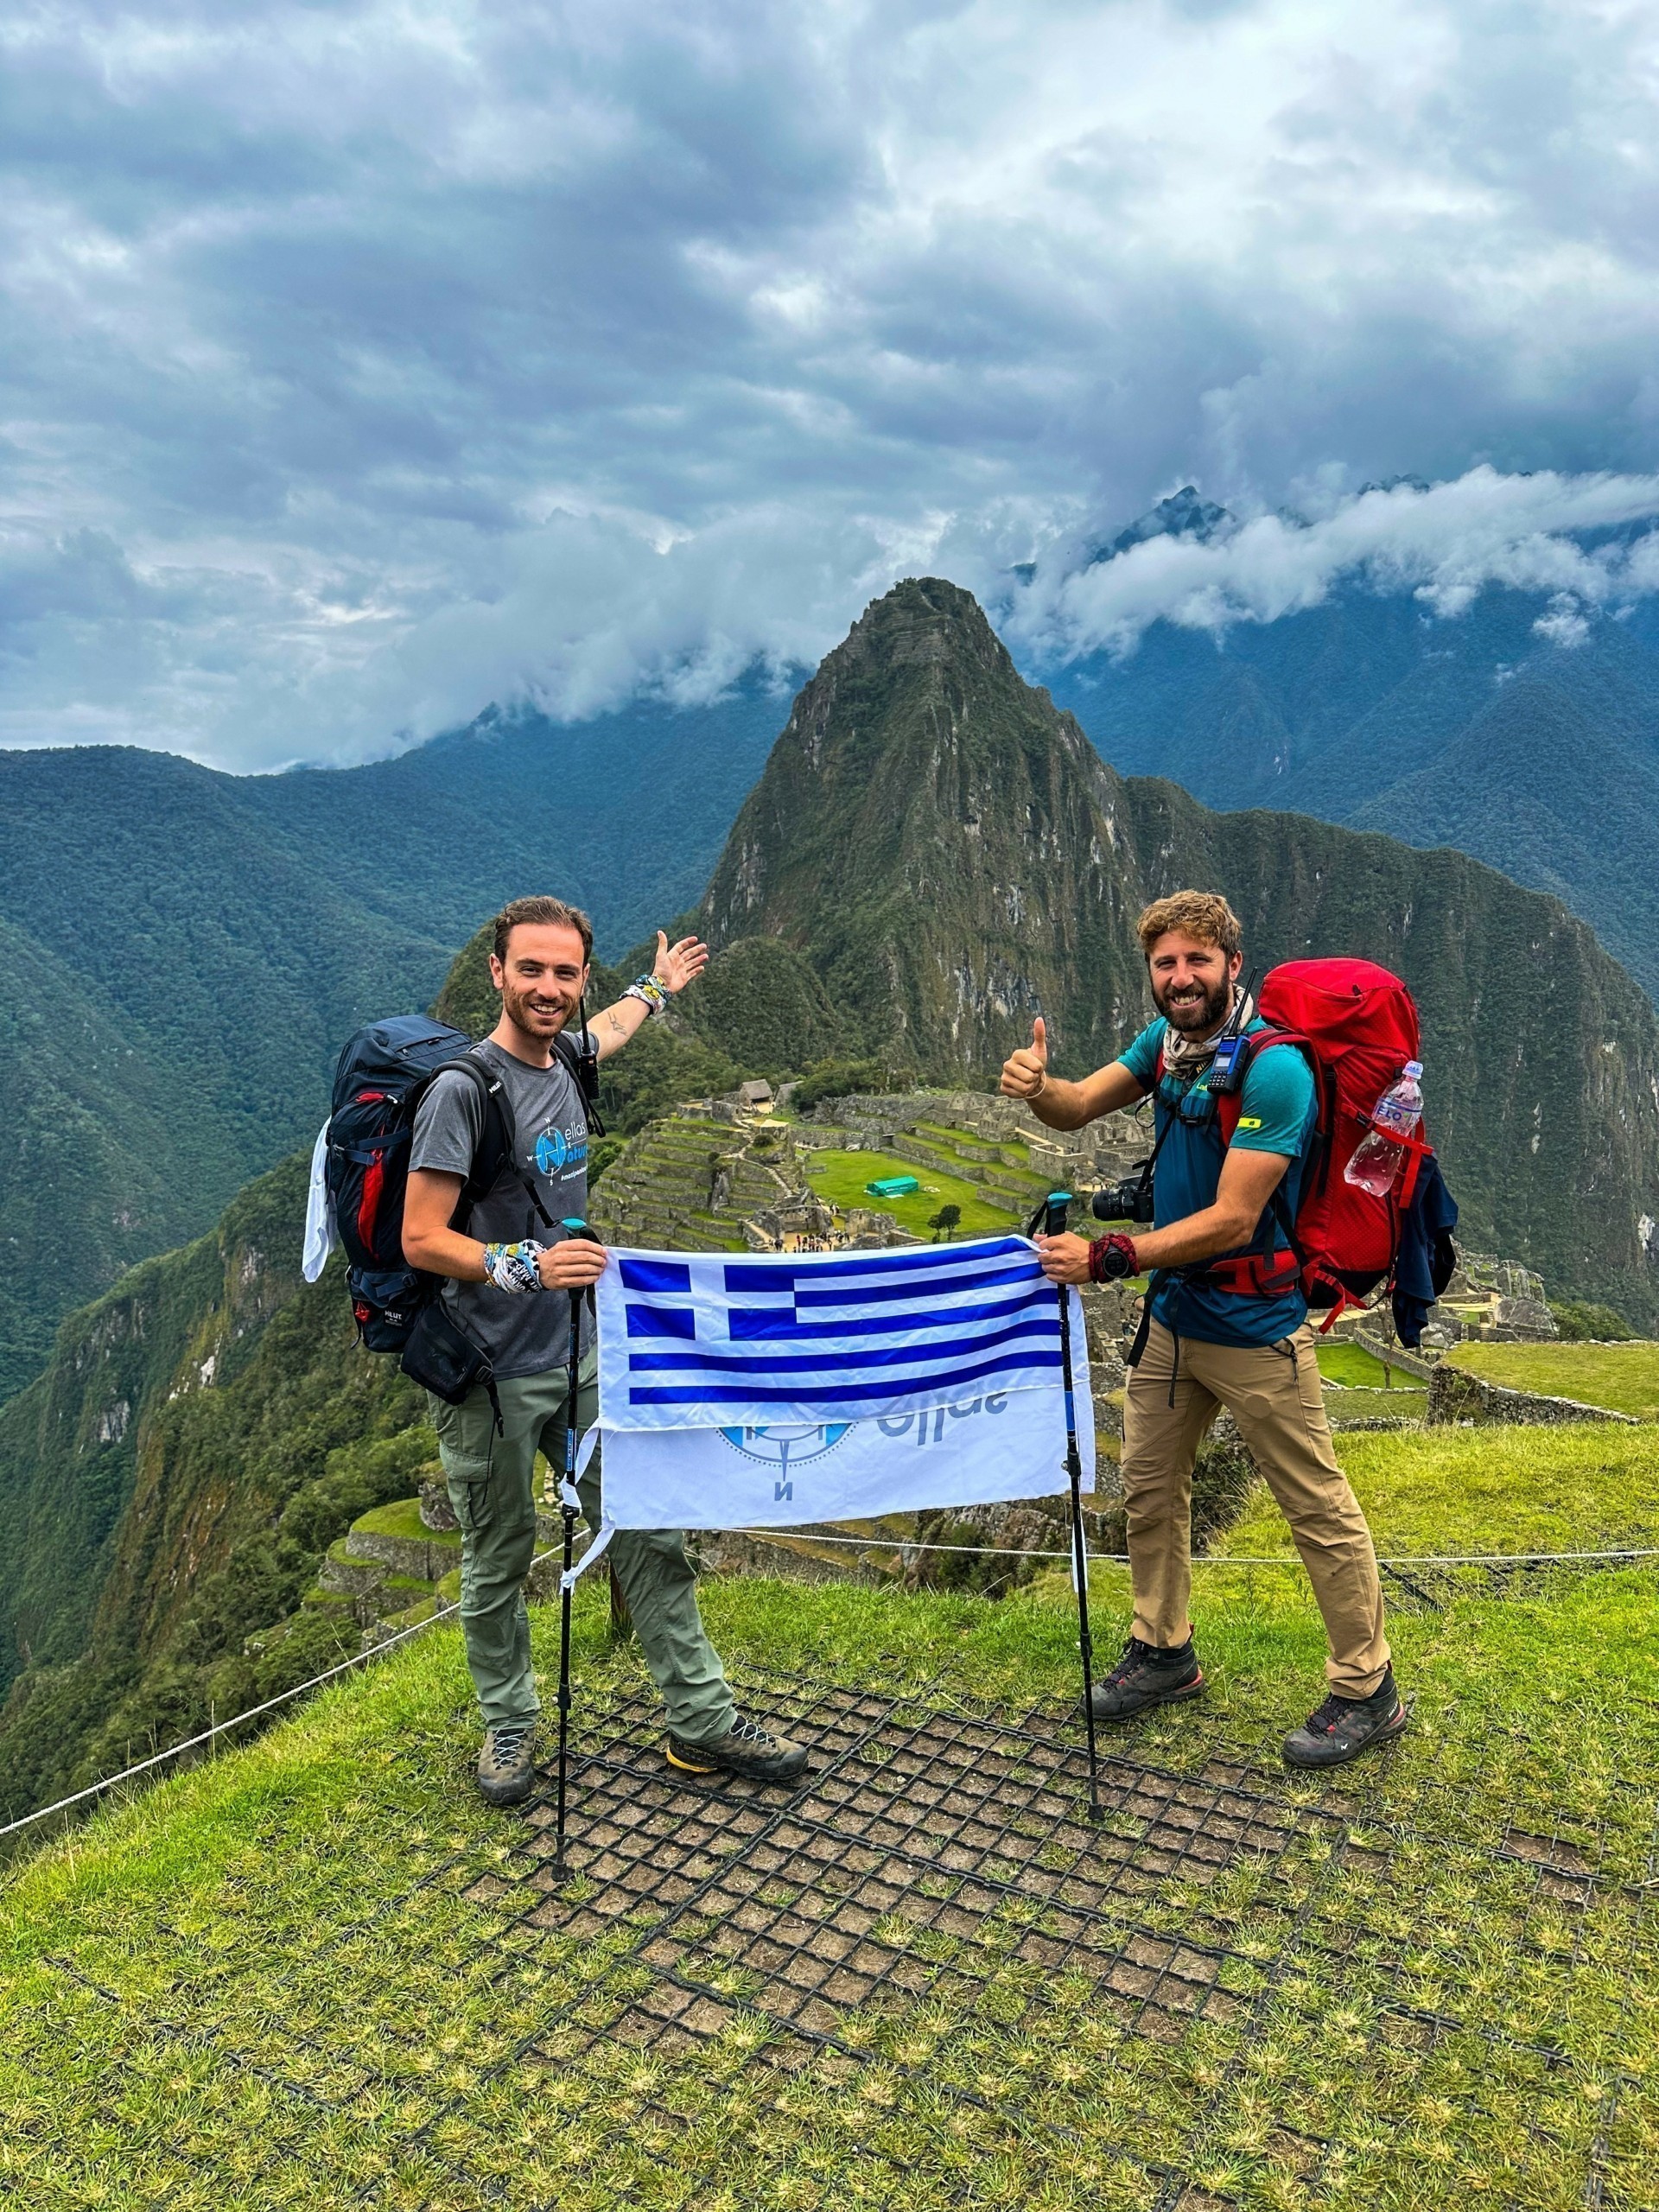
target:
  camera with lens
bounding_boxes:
[1091,1171,1154,1224]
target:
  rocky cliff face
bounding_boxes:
[702,577,1659,1320]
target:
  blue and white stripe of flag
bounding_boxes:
[596,1235,1066,1432]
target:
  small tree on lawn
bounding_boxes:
[928,1204,962,1243]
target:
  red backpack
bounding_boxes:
[1155,957,1433,1326]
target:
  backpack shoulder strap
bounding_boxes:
[551,1032,584,1096]
[1215,1028,1317,1148]
[1214,1030,1322,1264]
[413,1053,547,1233]
[551,1027,605,1137]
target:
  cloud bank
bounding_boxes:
[5,0,1659,766]
[1004,467,1659,662]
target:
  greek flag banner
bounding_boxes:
[599,1235,1071,1432]
[590,1238,1093,1533]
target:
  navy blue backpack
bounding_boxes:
[327,1011,603,1351]
[325,1018,511,1351]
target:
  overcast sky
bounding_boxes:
[6,0,1659,770]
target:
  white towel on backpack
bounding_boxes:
[302,1121,339,1282]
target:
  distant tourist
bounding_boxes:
[403,896,808,1806]
[1001,891,1406,1770]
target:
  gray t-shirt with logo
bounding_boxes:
[409,1039,593,1380]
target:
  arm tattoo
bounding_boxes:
[606,1010,627,1038]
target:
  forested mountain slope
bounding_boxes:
[0,684,780,1401]
[1033,504,1659,995]
[704,578,1659,1323]
[0,1154,423,1825]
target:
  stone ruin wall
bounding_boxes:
[784,1092,1567,1349]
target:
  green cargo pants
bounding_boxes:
[428,1351,734,1743]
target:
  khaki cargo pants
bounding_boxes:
[1122,1319,1389,1697]
[428,1350,735,1742]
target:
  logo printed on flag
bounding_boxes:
[717,1424,854,1474]
[601,1236,1065,1431]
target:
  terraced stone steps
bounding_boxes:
[314,1489,581,1645]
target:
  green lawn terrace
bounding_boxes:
[589,1088,1154,1259]
[6,1414,1659,2210]
[804,1089,1152,1221]
[1446,1341,1659,1423]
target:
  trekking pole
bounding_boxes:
[552,1217,596,1883]
[1029,1189,1103,1824]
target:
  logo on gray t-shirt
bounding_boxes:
[410,1039,592,1381]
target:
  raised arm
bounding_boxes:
[1000,1016,1147,1130]
[588,931,709,1061]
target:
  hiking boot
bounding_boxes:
[476,1723,537,1807]
[665,1713,810,1783]
[1090,1636,1206,1722]
[1282,1670,1409,1770]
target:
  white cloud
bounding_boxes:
[1004,467,1659,663]
[3,0,1659,765]
[1532,591,1593,650]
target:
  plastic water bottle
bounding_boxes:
[1344,1062,1424,1196]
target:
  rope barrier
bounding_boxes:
[0,1544,557,1845]
[8,1522,1657,1846]
[722,1529,1659,1570]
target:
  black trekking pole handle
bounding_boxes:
[1033,1190,1103,1825]
[552,1217,598,1881]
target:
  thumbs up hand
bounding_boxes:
[1001,1014,1049,1103]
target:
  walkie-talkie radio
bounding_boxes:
[1204,969,1258,1097]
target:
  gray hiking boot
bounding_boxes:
[1282,1670,1409,1770]
[1090,1635,1206,1722]
[664,1713,809,1783]
[477,1722,537,1807]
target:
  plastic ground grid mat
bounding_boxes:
[29,1662,1658,2210]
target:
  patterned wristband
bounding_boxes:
[1088,1234,1138,1284]
[625,973,671,1020]
[484,1240,547,1294]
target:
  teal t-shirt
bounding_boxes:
[1117,1015,1318,1347]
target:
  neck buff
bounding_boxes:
[1160,987,1256,1077]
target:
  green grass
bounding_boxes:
[802,1148,1017,1237]
[1447,1339,1659,1420]
[1217,1418,1659,1559]
[6,1429,1659,2208]
[352,1497,437,1543]
[1315,1341,1411,1389]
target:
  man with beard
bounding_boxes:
[1000,892,1403,1770]
[404,896,808,1806]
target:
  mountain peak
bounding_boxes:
[697,579,1659,1319]
[1094,484,1234,564]
[840,575,1014,669]
[700,577,1129,1065]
